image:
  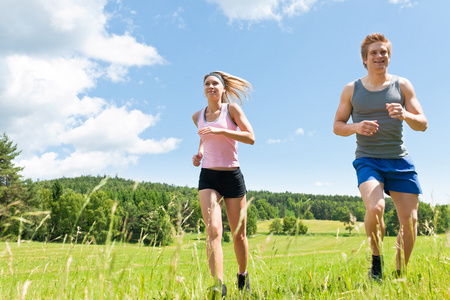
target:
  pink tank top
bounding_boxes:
[197,104,240,168]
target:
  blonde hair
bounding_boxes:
[204,71,252,105]
[361,33,392,69]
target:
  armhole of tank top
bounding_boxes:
[393,76,405,104]
[350,79,359,105]
[197,107,205,126]
[392,75,398,87]
[226,104,239,127]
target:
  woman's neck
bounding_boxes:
[207,100,222,112]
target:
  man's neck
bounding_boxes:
[361,71,392,91]
[366,70,389,86]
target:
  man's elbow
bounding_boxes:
[419,123,428,132]
[333,123,341,136]
[333,127,339,135]
[417,118,428,132]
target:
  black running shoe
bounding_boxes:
[237,273,251,293]
[368,255,383,281]
[392,270,403,279]
[368,267,382,281]
[222,283,227,298]
[207,281,227,299]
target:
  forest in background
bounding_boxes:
[1,133,449,246]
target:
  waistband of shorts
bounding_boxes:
[201,167,241,174]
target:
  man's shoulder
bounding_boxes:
[343,79,358,92]
[345,76,364,88]
[395,76,414,91]
[340,80,357,102]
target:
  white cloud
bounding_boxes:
[315,181,330,186]
[389,0,416,8]
[131,138,181,155]
[106,64,129,82]
[0,0,179,180]
[61,106,180,154]
[208,0,281,22]
[45,0,105,32]
[0,0,164,65]
[267,138,282,144]
[18,151,139,179]
[206,0,318,22]
[295,128,305,135]
[0,55,101,153]
[83,33,165,66]
[172,7,186,29]
[283,0,317,16]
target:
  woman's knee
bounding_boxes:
[207,224,223,241]
[233,230,247,243]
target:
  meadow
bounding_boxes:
[1,219,449,299]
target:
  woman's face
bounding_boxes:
[204,76,225,100]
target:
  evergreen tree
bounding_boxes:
[0,133,39,239]
[331,206,350,221]
[0,133,26,207]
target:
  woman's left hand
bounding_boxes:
[198,126,223,135]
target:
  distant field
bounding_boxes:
[257,219,366,235]
[1,220,449,299]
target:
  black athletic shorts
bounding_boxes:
[198,168,247,198]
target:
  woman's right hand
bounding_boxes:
[192,153,203,167]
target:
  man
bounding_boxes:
[333,33,427,280]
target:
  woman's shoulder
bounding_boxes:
[227,103,244,114]
[192,109,202,126]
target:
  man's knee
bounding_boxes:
[366,204,384,219]
[398,211,418,228]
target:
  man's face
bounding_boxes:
[364,42,390,71]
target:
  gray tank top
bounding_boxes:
[351,75,408,158]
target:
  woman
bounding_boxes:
[192,71,255,297]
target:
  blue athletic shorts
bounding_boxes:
[352,156,422,195]
[198,168,247,198]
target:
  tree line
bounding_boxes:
[1,133,449,246]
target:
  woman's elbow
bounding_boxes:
[247,133,255,145]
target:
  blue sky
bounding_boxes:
[1,0,448,205]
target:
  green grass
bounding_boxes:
[257,219,366,235]
[1,220,449,299]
